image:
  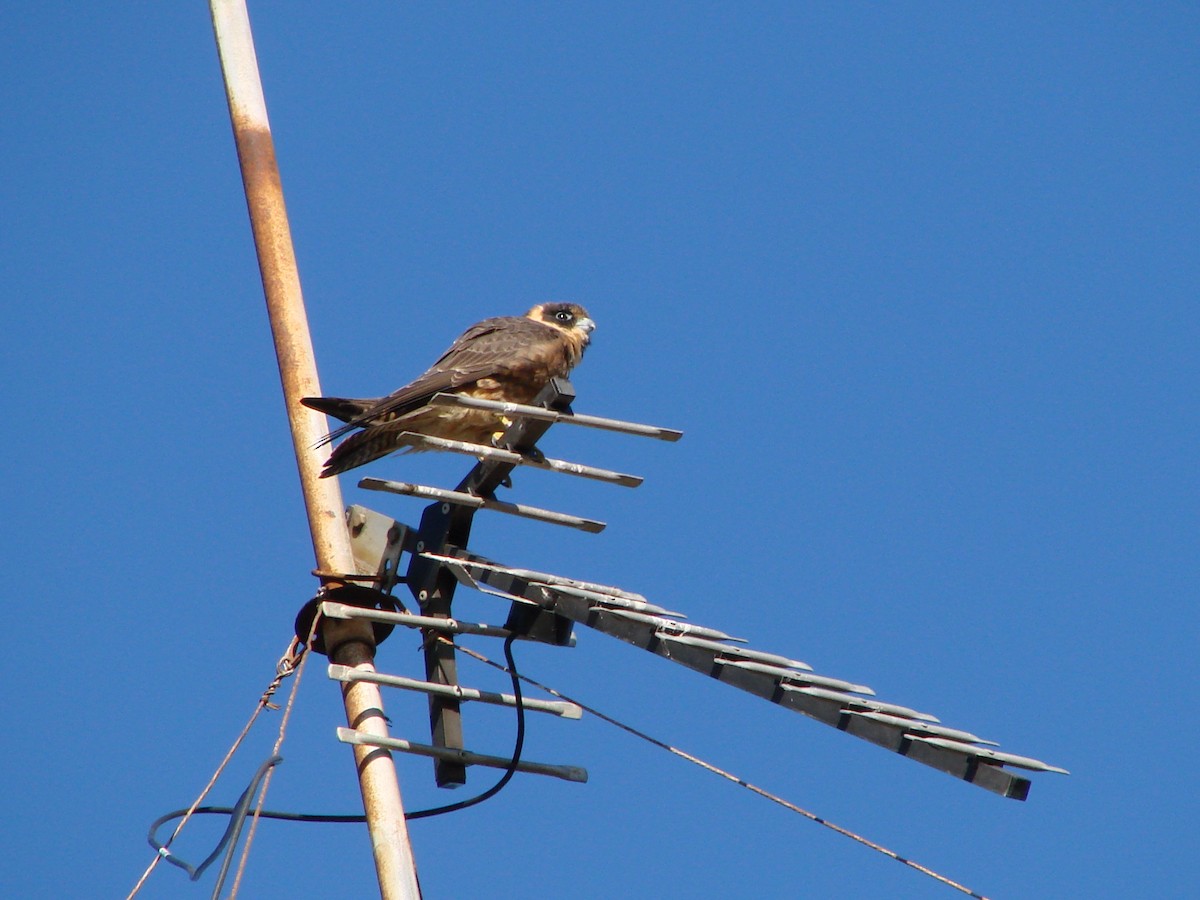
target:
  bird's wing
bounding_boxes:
[326,316,555,439]
[301,396,382,424]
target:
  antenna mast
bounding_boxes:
[209,2,420,896]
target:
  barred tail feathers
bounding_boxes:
[317,423,423,477]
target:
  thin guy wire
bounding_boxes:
[227,613,321,898]
[126,636,306,899]
[454,643,989,900]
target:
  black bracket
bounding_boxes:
[294,584,398,656]
[403,377,578,787]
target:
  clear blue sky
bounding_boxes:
[4,4,1196,898]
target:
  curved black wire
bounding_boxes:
[405,633,525,820]
[147,635,526,881]
[148,754,282,884]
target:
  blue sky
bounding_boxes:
[3,3,1197,898]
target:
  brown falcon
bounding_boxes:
[302,302,595,477]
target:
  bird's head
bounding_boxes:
[528,302,595,344]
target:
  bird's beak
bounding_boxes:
[577,317,596,336]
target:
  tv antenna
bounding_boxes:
[201,5,1066,898]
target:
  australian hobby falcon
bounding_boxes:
[302,302,595,477]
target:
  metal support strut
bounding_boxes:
[401,378,579,787]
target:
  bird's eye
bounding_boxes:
[555,310,572,322]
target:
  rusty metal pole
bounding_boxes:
[209,3,420,897]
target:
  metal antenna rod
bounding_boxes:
[209,3,419,897]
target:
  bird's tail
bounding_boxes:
[317,422,419,477]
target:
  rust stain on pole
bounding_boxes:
[228,117,348,559]
[209,2,420,897]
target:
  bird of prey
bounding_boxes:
[302,302,595,477]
